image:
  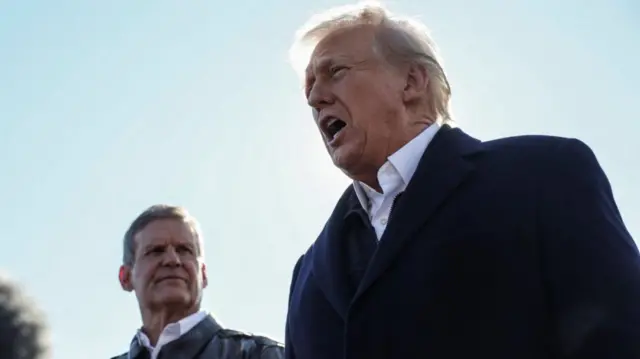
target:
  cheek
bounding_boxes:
[132,266,152,288]
[342,77,396,118]
[335,85,369,123]
[186,262,203,279]
[370,84,403,120]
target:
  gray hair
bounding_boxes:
[289,1,453,124]
[0,272,50,359]
[122,204,205,266]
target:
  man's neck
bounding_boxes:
[353,123,431,192]
[140,306,199,346]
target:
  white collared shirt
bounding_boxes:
[353,123,440,239]
[136,310,208,359]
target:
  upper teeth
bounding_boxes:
[328,117,340,126]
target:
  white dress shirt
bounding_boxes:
[353,123,440,239]
[136,310,208,359]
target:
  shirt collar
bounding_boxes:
[135,310,209,349]
[353,123,441,211]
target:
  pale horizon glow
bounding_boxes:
[0,1,638,358]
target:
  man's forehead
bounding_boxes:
[135,219,194,244]
[138,235,193,245]
[305,25,376,73]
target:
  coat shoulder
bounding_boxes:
[484,133,574,152]
[482,134,594,166]
[217,328,284,349]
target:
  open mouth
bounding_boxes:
[324,117,346,141]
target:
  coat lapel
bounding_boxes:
[311,188,358,318]
[158,314,222,359]
[354,126,483,302]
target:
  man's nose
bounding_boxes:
[161,247,182,267]
[307,82,333,109]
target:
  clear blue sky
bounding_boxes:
[0,0,638,358]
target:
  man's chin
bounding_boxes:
[331,147,360,176]
[154,291,191,306]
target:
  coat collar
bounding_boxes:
[311,125,483,315]
[127,314,222,359]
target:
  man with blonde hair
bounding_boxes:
[112,204,284,359]
[284,2,640,358]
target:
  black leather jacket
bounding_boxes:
[111,314,284,359]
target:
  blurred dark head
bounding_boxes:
[0,273,50,359]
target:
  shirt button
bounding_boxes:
[380,217,388,225]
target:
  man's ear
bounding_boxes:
[201,263,208,289]
[402,63,429,104]
[119,265,134,292]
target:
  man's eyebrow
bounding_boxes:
[143,243,163,251]
[317,57,346,71]
[316,58,332,69]
[176,242,195,248]
[304,55,352,96]
[309,56,343,73]
[305,58,336,82]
